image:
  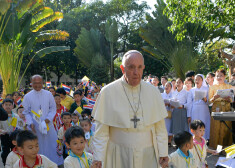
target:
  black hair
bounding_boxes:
[16,106,24,113]
[174,131,192,148]
[73,90,82,97]
[54,94,60,98]
[171,79,176,82]
[2,98,13,105]
[80,118,91,125]
[12,92,20,97]
[61,112,72,118]
[65,126,85,144]
[72,112,79,117]
[24,88,31,95]
[190,120,206,130]
[56,88,66,95]
[49,87,55,91]
[185,71,195,78]
[207,72,215,78]
[161,76,168,81]
[152,76,159,80]
[232,73,235,77]
[10,129,22,142]
[16,130,38,147]
[5,94,12,98]
[81,109,92,116]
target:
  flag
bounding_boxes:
[83,105,93,110]
[85,81,89,87]
[16,98,22,106]
[46,82,51,88]
[61,84,71,94]
[74,106,83,114]
[0,97,3,103]
[225,144,235,158]
[86,97,96,107]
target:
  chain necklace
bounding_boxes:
[122,83,141,128]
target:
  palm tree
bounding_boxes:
[0,0,70,96]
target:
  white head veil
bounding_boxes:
[195,74,207,87]
[164,81,174,94]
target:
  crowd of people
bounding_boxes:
[0,50,234,168]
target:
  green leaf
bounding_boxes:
[36,46,70,58]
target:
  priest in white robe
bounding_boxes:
[92,50,169,168]
[22,75,64,166]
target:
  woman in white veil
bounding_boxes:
[187,74,211,139]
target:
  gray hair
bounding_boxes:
[122,50,144,66]
[31,75,43,81]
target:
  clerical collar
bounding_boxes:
[33,89,43,93]
[121,76,140,89]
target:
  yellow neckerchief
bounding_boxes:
[76,152,89,168]
[195,143,204,159]
[184,157,191,168]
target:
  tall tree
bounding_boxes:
[140,0,219,79]
[0,0,69,95]
[164,0,235,41]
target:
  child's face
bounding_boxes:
[54,96,61,105]
[2,102,13,113]
[19,139,39,159]
[62,115,72,126]
[17,108,25,120]
[191,127,205,138]
[74,94,82,103]
[80,121,92,133]
[13,93,19,101]
[66,137,86,157]
[72,115,79,124]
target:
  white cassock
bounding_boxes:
[23,89,64,165]
[92,76,168,168]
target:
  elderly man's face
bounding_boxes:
[121,53,145,87]
[32,77,43,91]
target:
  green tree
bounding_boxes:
[0,0,69,96]
[105,18,118,81]
[89,54,109,84]
[140,0,221,79]
[164,0,235,40]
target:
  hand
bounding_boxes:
[170,105,175,109]
[159,156,169,168]
[92,161,102,168]
[8,114,12,117]
[223,96,231,102]
[165,103,170,107]
[178,106,183,109]
[188,117,191,124]
[213,94,220,101]
[45,119,50,124]
[30,124,36,133]
[202,97,207,102]
[212,150,219,155]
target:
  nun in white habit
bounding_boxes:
[187,74,211,139]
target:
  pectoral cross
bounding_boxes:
[130,115,140,128]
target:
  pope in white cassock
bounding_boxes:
[22,75,63,166]
[92,50,169,168]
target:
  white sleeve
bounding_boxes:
[41,155,57,168]
[155,119,168,157]
[5,153,14,168]
[91,121,109,162]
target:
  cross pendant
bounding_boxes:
[130,115,140,128]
